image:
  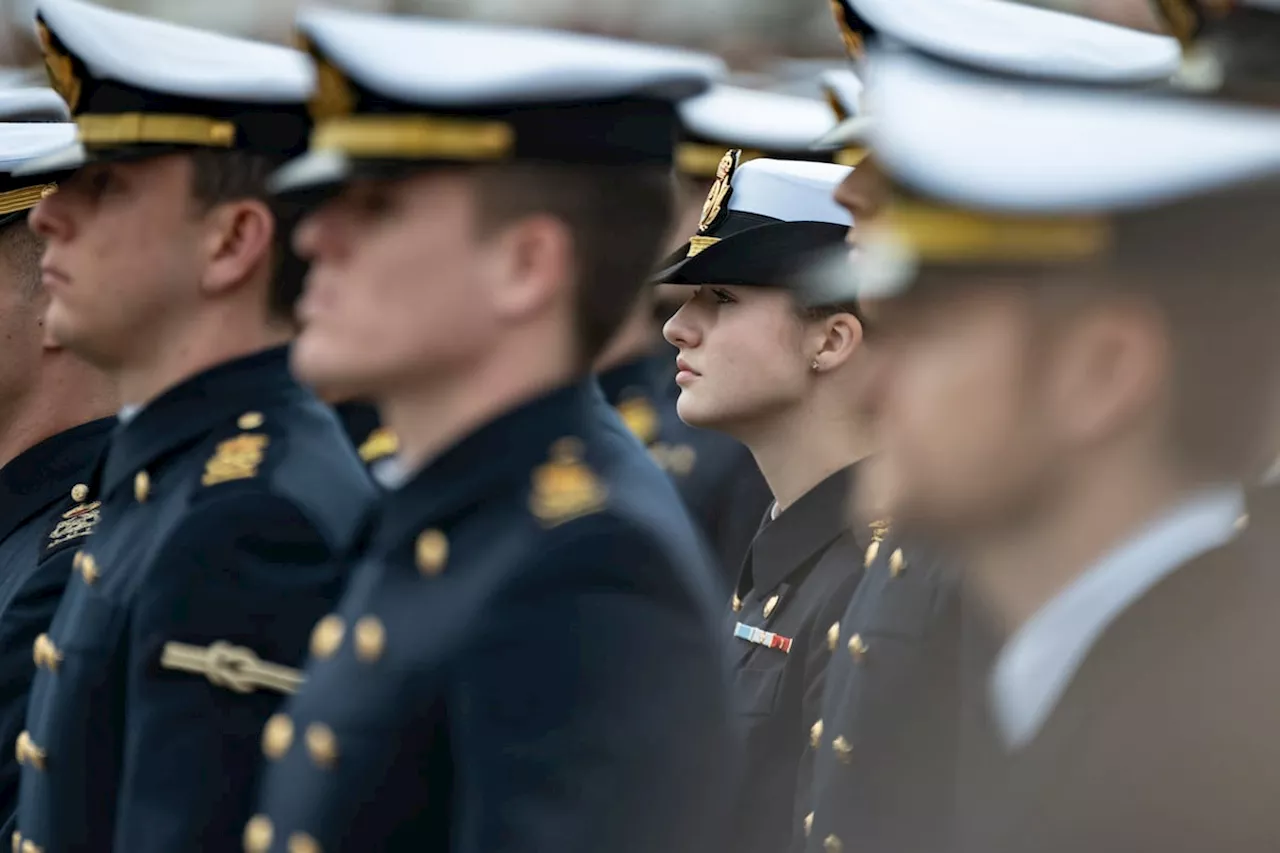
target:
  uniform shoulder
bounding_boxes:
[187,400,377,549]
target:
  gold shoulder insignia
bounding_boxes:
[529,437,608,527]
[358,427,399,463]
[47,501,101,550]
[616,397,659,446]
[202,433,269,487]
[649,442,697,477]
[36,22,81,111]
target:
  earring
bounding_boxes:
[810,359,820,372]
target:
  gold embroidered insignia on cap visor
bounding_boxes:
[47,501,101,550]
[202,434,269,486]
[697,148,740,235]
[358,427,399,463]
[310,55,357,121]
[36,22,81,111]
[616,397,659,445]
[529,438,608,527]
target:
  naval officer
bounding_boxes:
[823,0,1280,848]
[251,9,735,853]
[0,95,116,833]
[13,1,377,851]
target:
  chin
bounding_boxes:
[290,337,375,403]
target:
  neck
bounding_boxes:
[0,353,117,469]
[383,340,579,474]
[742,396,873,513]
[961,463,1201,638]
[116,306,293,408]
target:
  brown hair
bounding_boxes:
[187,148,306,322]
[471,162,673,367]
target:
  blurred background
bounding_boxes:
[0,0,1167,93]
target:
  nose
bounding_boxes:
[28,192,69,242]
[662,296,701,350]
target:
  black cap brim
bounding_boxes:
[655,221,850,288]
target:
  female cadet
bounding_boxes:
[657,153,873,853]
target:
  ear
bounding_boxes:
[1047,297,1169,445]
[809,310,865,373]
[485,213,574,320]
[198,199,276,297]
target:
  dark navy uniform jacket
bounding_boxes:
[800,524,961,853]
[724,465,866,853]
[14,348,376,853]
[250,379,736,853]
[0,418,112,832]
[597,354,771,591]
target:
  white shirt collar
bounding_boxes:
[117,405,142,424]
[989,484,1246,750]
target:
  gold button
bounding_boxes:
[134,471,150,503]
[288,832,320,853]
[731,595,742,613]
[824,834,843,853]
[21,841,40,853]
[763,594,780,619]
[33,634,61,672]
[864,539,880,567]
[889,548,905,577]
[238,411,265,430]
[415,529,448,576]
[305,723,338,768]
[79,553,99,585]
[809,719,823,749]
[262,714,294,760]
[310,615,344,660]
[70,483,89,503]
[16,731,44,771]
[243,815,274,853]
[826,622,839,652]
[354,616,385,663]
[803,812,814,837]
[39,185,56,199]
[848,634,868,663]
[832,735,853,764]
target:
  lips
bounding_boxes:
[40,263,70,287]
[674,355,700,386]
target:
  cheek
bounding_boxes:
[680,307,807,422]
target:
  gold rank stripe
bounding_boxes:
[686,235,721,257]
[0,183,56,216]
[160,641,303,695]
[77,113,236,148]
[312,114,515,161]
[874,200,1112,263]
[677,142,868,179]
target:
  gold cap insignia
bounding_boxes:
[616,396,659,446]
[827,0,867,61]
[529,437,607,527]
[202,434,269,487]
[47,500,101,550]
[36,22,81,112]
[697,148,740,235]
[299,33,356,122]
[358,427,399,463]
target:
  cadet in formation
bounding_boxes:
[593,78,862,588]
[0,93,115,832]
[13,1,377,850]
[657,153,872,853]
[251,9,734,853]
[827,0,1280,848]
